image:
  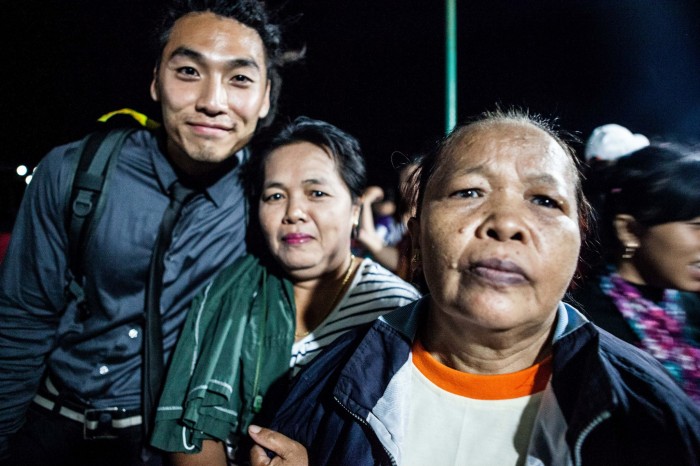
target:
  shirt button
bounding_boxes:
[99,365,109,375]
[128,329,139,339]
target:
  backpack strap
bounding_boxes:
[65,128,136,319]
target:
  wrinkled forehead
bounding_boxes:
[437,121,578,183]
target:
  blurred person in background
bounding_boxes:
[568,141,700,403]
[581,123,650,218]
[355,157,421,281]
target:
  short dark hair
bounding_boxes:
[250,116,367,203]
[153,0,286,128]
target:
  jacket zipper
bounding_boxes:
[333,396,397,466]
[252,283,266,413]
[573,410,611,466]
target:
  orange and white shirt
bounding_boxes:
[403,339,552,466]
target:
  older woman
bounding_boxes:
[249,109,700,466]
[149,117,420,464]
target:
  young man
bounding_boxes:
[0,1,289,464]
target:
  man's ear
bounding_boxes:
[258,79,271,119]
[150,68,160,102]
[613,214,641,247]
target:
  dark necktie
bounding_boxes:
[143,180,196,437]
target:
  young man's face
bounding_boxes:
[151,11,271,176]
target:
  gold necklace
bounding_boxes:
[295,255,356,338]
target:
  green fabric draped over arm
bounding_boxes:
[150,254,295,453]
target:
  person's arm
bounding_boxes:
[355,187,401,271]
[0,147,74,457]
[170,440,227,466]
[356,236,400,272]
[248,425,308,466]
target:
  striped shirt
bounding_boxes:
[290,258,421,374]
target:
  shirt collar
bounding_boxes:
[205,147,248,207]
[150,133,248,207]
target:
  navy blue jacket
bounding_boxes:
[270,297,700,465]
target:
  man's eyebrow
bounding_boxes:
[168,46,261,71]
[169,46,203,62]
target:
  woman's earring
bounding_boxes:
[351,205,362,240]
[351,221,360,240]
[621,243,638,260]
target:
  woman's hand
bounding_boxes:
[248,425,309,466]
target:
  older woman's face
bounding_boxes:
[259,141,359,281]
[411,123,581,333]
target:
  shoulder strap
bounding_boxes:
[65,128,136,317]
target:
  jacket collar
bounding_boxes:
[332,297,625,464]
[149,131,248,208]
[332,296,607,417]
[381,296,589,342]
[550,308,620,440]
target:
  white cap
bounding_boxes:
[584,124,650,162]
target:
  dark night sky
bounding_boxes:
[2,1,700,220]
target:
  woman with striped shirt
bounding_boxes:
[150,117,420,464]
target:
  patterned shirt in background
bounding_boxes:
[290,257,421,375]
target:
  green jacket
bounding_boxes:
[150,254,295,453]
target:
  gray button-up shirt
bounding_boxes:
[0,129,249,446]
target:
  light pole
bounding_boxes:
[445,0,457,133]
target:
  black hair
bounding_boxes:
[153,0,290,128]
[603,144,700,225]
[249,116,367,202]
[244,116,367,259]
[595,143,700,261]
